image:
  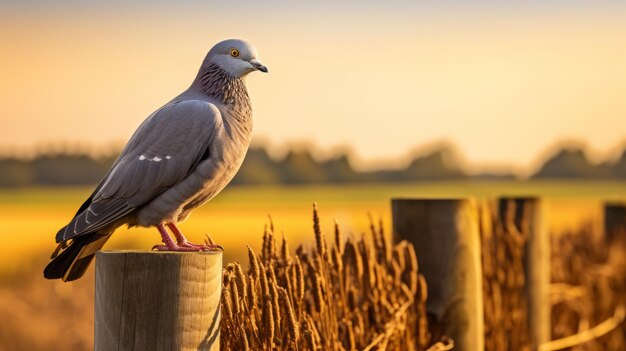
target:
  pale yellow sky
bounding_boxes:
[1,7,625,172]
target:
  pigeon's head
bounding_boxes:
[206,39,268,78]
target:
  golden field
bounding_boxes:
[1,180,625,277]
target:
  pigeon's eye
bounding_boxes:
[230,49,240,58]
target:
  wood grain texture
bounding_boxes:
[95,251,222,351]
[499,197,550,351]
[392,198,484,351]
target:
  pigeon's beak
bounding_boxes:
[249,59,268,73]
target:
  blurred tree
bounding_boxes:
[533,147,612,179]
[611,149,626,179]
[231,147,281,185]
[32,153,114,185]
[278,150,327,184]
[321,155,359,183]
[403,149,466,180]
[0,158,33,187]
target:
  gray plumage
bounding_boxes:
[45,39,267,281]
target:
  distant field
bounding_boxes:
[1,180,625,276]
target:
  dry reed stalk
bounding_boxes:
[334,220,342,253]
[281,234,292,264]
[279,286,299,342]
[220,204,438,350]
[247,245,260,279]
[259,262,269,298]
[234,264,247,304]
[239,323,250,351]
[262,293,274,347]
[221,288,234,330]
[269,280,281,329]
[294,256,305,308]
[313,273,325,314]
[313,203,327,259]
[303,329,316,350]
[262,226,269,263]
[331,246,343,274]
[230,279,240,316]
[246,275,257,312]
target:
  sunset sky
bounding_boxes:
[1,1,625,172]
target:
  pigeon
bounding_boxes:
[44,39,268,282]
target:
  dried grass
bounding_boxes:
[481,199,626,351]
[550,224,626,350]
[480,200,531,351]
[220,204,445,351]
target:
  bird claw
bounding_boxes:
[202,233,222,251]
[204,244,224,251]
[179,240,221,251]
[204,233,216,245]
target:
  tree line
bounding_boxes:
[0,144,625,187]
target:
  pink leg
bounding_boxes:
[152,224,214,252]
[167,223,200,247]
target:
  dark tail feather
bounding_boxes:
[44,232,111,282]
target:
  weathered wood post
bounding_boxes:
[95,251,222,351]
[392,198,484,351]
[498,197,550,351]
[604,202,626,272]
[604,202,626,245]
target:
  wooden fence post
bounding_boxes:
[604,202,626,270]
[498,197,550,351]
[94,251,222,351]
[604,202,626,245]
[392,198,484,351]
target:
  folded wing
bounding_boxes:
[56,100,222,243]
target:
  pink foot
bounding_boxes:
[151,223,223,252]
[167,223,223,251]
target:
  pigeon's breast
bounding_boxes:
[177,109,253,217]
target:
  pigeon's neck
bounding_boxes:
[190,63,252,121]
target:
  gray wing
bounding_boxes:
[56,100,222,242]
